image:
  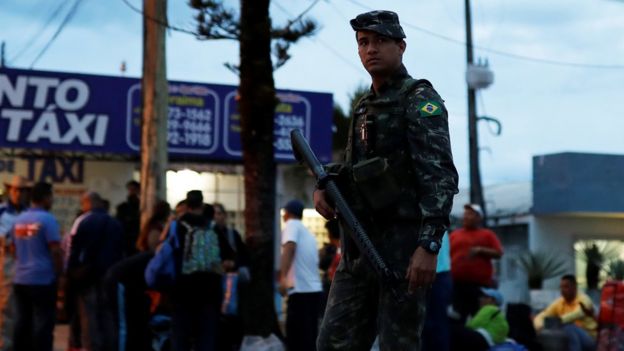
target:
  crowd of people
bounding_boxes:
[0,176,252,351]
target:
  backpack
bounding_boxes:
[179,221,222,275]
[145,220,179,290]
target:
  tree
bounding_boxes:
[189,0,316,336]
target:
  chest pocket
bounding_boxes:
[367,100,405,155]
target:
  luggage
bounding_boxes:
[597,280,624,351]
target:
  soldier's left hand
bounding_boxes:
[278,277,290,297]
[405,247,437,294]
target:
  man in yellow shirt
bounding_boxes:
[534,275,597,351]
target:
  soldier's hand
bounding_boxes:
[314,189,335,219]
[278,277,290,297]
[405,247,437,294]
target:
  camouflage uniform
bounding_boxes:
[317,10,459,351]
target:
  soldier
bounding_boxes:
[314,10,459,350]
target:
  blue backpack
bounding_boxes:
[145,221,179,290]
[489,341,528,351]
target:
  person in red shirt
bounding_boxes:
[450,204,503,322]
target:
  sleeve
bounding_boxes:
[560,295,593,324]
[67,218,86,269]
[560,307,584,324]
[45,215,61,244]
[405,86,459,241]
[534,299,560,330]
[281,221,299,245]
[486,230,504,253]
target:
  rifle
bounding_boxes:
[290,129,406,302]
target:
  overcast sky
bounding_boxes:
[2,0,624,189]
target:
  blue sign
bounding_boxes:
[0,68,333,163]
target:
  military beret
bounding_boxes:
[350,10,406,39]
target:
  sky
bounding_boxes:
[1,0,624,189]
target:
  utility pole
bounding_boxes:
[464,0,487,220]
[1,42,5,68]
[140,0,168,230]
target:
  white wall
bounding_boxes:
[529,215,624,289]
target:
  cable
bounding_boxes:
[121,0,198,36]
[345,0,624,70]
[30,0,85,68]
[10,0,71,64]
[273,0,364,75]
[284,0,321,29]
[313,37,363,74]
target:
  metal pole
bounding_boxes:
[1,42,5,68]
[465,0,487,221]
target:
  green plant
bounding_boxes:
[575,240,622,289]
[518,251,569,289]
[608,260,624,280]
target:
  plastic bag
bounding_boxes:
[240,334,285,351]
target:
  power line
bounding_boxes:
[30,0,85,68]
[273,0,364,74]
[284,0,321,29]
[10,1,71,64]
[346,0,624,70]
[121,0,198,36]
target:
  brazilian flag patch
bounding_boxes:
[417,101,442,117]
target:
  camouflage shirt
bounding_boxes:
[345,64,459,242]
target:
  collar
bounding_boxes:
[371,64,411,96]
[4,201,25,213]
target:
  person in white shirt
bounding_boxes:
[279,199,322,351]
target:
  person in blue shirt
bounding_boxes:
[9,182,62,351]
[0,175,31,350]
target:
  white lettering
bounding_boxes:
[55,79,89,110]
[26,106,61,143]
[1,109,33,141]
[0,75,27,107]
[60,113,95,144]
[93,115,108,145]
[28,77,59,108]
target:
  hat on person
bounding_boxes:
[480,287,504,306]
[350,10,406,39]
[283,199,304,218]
[464,203,484,218]
[3,175,32,189]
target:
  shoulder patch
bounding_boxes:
[417,101,442,117]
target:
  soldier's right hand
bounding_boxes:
[314,189,336,219]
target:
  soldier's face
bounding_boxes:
[357,31,405,77]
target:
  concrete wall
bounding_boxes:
[529,215,624,289]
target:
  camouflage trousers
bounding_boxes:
[0,240,14,351]
[317,222,428,351]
